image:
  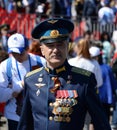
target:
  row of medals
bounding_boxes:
[49,98,78,122]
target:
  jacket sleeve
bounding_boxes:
[0,61,13,102]
[17,83,34,130]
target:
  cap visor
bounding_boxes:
[40,37,69,44]
[8,47,25,54]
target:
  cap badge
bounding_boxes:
[50,30,59,37]
[48,20,58,24]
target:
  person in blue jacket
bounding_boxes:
[89,46,117,123]
[17,18,111,130]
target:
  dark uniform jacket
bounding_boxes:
[17,60,111,130]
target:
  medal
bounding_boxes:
[62,107,71,114]
[36,89,40,96]
[53,101,59,107]
[58,116,62,121]
[61,99,65,106]
[49,102,53,107]
[38,77,43,82]
[49,116,53,121]
[56,107,62,113]
[54,115,63,122]
[37,74,43,82]
[71,98,77,106]
[66,116,71,122]
[51,89,78,123]
[62,116,66,122]
[54,115,59,121]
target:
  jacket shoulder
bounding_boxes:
[26,67,43,78]
[71,66,91,77]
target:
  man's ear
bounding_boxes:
[40,45,45,56]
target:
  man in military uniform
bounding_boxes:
[17,18,111,130]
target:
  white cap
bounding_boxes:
[8,33,28,54]
[89,46,100,57]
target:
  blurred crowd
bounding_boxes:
[0,0,117,22]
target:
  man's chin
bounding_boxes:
[51,59,64,65]
[51,59,62,63]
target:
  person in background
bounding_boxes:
[68,38,103,88]
[0,33,46,130]
[83,30,92,43]
[28,39,43,56]
[22,0,35,14]
[0,24,10,52]
[67,38,78,59]
[111,90,117,130]
[98,0,115,26]
[0,49,9,127]
[17,18,111,130]
[82,0,97,21]
[68,36,83,59]
[100,31,113,64]
[110,32,117,129]
[0,48,9,62]
[68,38,103,130]
[89,46,117,130]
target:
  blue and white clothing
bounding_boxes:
[98,6,115,25]
[0,53,46,121]
[99,64,117,104]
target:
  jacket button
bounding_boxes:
[49,116,53,120]
[49,103,53,106]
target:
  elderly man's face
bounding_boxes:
[40,40,68,69]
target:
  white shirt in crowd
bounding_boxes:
[68,56,103,87]
[0,53,46,121]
